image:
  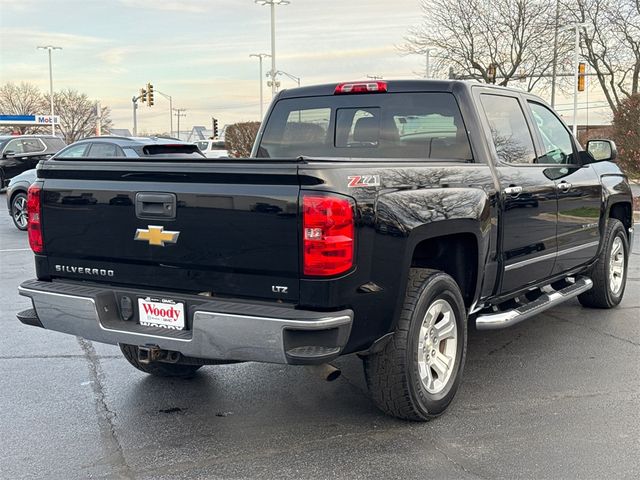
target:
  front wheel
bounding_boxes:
[364,269,467,421]
[578,219,629,308]
[11,192,28,231]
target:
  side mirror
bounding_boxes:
[3,150,15,158]
[586,139,618,162]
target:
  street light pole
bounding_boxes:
[250,53,271,119]
[255,0,290,97]
[570,23,586,137]
[550,0,560,108]
[424,48,436,79]
[37,45,62,135]
[156,90,173,136]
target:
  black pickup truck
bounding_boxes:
[18,81,634,421]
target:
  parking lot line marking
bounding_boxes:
[0,248,31,253]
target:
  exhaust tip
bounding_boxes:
[305,363,341,382]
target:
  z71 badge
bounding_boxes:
[347,175,380,188]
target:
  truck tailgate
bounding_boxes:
[39,161,300,302]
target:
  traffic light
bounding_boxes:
[578,62,586,92]
[146,83,154,106]
[212,118,219,138]
[140,88,146,103]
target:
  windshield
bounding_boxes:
[257,92,472,161]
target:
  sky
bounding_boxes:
[0,0,612,135]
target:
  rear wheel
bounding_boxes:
[364,269,467,421]
[119,344,202,378]
[11,192,28,231]
[578,219,629,308]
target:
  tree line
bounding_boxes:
[402,0,639,114]
[0,82,112,143]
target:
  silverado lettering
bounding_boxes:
[18,80,634,421]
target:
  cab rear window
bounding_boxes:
[257,93,472,161]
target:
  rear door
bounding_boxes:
[40,161,301,302]
[477,90,559,294]
[524,100,602,274]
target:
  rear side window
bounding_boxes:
[88,143,124,157]
[480,94,537,164]
[258,93,472,161]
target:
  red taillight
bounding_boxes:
[335,81,387,95]
[303,194,355,276]
[27,184,43,254]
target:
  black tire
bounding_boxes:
[364,269,467,421]
[10,192,28,231]
[578,219,629,309]
[119,344,202,378]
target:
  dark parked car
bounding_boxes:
[0,135,66,188]
[6,136,205,230]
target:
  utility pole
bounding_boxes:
[250,53,271,119]
[173,108,186,140]
[132,96,138,136]
[37,45,62,135]
[95,100,101,136]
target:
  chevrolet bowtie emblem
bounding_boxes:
[134,226,180,246]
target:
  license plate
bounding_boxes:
[138,297,185,331]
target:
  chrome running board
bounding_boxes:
[475,277,593,330]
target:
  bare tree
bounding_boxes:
[225,121,260,158]
[563,0,640,114]
[47,89,112,143]
[0,82,48,134]
[401,0,566,91]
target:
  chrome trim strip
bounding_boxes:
[504,241,600,272]
[18,283,353,364]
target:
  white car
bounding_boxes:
[195,140,228,158]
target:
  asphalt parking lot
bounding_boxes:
[0,193,638,480]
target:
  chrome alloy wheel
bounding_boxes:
[417,299,458,394]
[609,236,625,295]
[12,195,28,230]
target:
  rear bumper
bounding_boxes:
[18,279,353,365]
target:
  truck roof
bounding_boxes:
[276,79,530,100]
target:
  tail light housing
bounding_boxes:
[27,183,43,254]
[303,194,355,276]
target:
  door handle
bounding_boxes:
[504,186,523,196]
[135,192,177,220]
[557,182,572,192]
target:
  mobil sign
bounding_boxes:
[0,114,60,125]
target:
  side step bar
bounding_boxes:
[475,277,593,330]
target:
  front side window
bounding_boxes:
[258,93,471,161]
[4,138,25,154]
[481,94,537,164]
[528,102,575,164]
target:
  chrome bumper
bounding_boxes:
[18,280,353,365]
